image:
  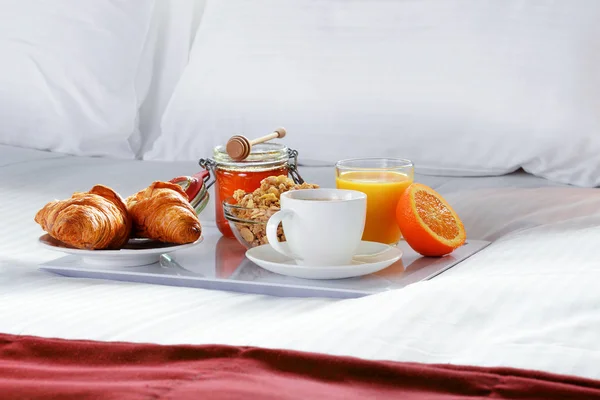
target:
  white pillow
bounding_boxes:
[0,0,155,158]
[136,0,208,158]
[147,0,600,187]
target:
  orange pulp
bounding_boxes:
[395,183,466,256]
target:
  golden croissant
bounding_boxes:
[35,185,131,250]
[126,181,202,244]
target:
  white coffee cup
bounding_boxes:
[266,189,367,266]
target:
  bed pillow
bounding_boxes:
[0,0,155,158]
[136,0,208,158]
[147,0,600,187]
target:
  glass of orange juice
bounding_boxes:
[335,158,414,245]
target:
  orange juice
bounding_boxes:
[336,171,413,244]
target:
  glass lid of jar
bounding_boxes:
[213,143,289,168]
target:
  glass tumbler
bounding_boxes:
[335,158,414,245]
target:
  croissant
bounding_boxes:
[126,181,202,244]
[35,185,131,250]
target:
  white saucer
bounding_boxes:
[245,241,403,280]
[38,234,204,268]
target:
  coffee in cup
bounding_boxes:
[265,189,366,266]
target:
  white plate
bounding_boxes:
[38,234,204,268]
[245,241,403,280]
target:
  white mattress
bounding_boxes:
[2,146,600,381]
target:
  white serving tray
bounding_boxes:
[39,227,490,299]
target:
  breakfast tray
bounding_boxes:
[39,227,490,299]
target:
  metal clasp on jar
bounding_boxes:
[287,148,304,184]
[198,158,218,189]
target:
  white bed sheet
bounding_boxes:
[1,146,600,381]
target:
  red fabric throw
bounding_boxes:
[1,333,600,400]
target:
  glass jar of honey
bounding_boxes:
[199,143,303,238]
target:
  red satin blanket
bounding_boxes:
[2,333,600,399]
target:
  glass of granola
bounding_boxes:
[222,175,319,248]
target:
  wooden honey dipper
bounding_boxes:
[226,127,287,161]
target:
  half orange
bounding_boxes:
[396,183,466,257]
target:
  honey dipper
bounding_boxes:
[226,127,287,161]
